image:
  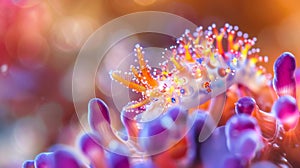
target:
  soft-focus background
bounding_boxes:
[1,0,300,167]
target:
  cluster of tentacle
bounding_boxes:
[110,24,268,114]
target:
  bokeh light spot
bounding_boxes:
[17,33,49,69]
[134,0,157,6]
[50,17,96,53]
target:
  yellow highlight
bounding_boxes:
[162,71,169,76]
[241,43,251,59]
[250,58,258,65]
[169,86,175,93]
[166,97,171,103]
[256,69,263,76]
[210,53,217,65]
[233,43,240,51]
[225,68,231,73]
[184,45,194,62]
[228,34,234,51]
[194,37,200,45]
[232,57,238,66]
[216,34,224,54]
[173,76,179,83]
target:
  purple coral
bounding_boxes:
[273,52,296,97]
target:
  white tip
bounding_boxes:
[135,44,141,48]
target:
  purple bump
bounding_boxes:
[79,133,103,156]
[139,106,183,137]
[200,126,242,168]
[273,52,296,97]
[22,160,34,168]
[222,156,243,168]
[142,120,166,136]
[138,115,169,152]
[105,151,130,168]
[88,98,129,156]
[54,150,81,168]
[34,152,54,168]
[187,110,207,164]
[233,132,259,159]
[225,115,262,160]
[272,95,299,131]
[235,97,256,115]
[189,110,207,143]
[79,133,107,168]
[138,106,186,153]
[225,115,258,138]
[251,161,278,168]
[88,98,111,130]
[166,106,182,120]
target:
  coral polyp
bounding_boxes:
[110,24,268,121]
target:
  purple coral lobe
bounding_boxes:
[225,115,262,160]
[272,95,299,131]
[79,133,103,155]
[22,160,34,168]
[273,52,296,96]
[54,150,81,168]
[106,151,130,168]
[274,52,296,77]
[272,95,297,119]
[88,98,111,127]
[226,114,257,137]
[235,97,256,115]
[34,152,54,168]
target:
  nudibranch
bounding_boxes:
[110,24,269,121]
